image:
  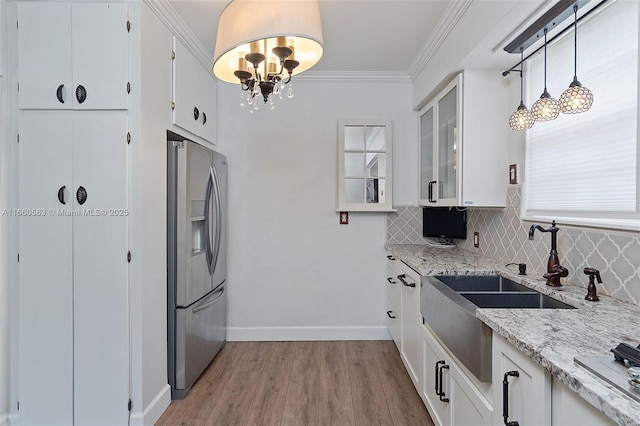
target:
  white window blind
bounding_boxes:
[524,0,639,230]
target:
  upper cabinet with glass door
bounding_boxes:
[338,120,394,212]
[418,71,510,208]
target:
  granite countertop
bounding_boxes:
[386,244,640,426]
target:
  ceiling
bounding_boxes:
[169,0,455,74]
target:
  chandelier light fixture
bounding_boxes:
[509,48,535,131]
[531,29,560,122]
[559,5,594,114]
[212,0,324,111]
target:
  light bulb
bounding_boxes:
[287,84,294,99]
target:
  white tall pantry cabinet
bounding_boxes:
[16,2,130,425]
[8,1,218,424]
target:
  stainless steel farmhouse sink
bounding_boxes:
[421,275,576,382]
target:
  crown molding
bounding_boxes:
[295,71,411,84]
[408,0,473,80]
[143,0,214,75]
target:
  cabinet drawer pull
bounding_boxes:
[57,185,66,205]
[397,274,416,288]
[386,310,396,319]
[386,255,396,260]
[56,84,65,103]
[503,370,520,426]
[193,106,199,120]
[386,277,396,285]
[202,111,207,125]
[435,360,445,395]
[75,85,86,104]
[438,363,450,402]
[76,186,87,205]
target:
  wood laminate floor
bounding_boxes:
[157,340,434,426]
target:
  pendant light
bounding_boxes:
[212,0,324,111]
[509,48,535,131]
[531,29,560,121]
[559,5,594,114]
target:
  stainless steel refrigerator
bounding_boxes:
[167,133,227,399]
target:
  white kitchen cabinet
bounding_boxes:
[492,333,551,426]
[17,2,129,110]
[384,255,421,388]
[398,262,422,388]
[17,110,129,426]
[418,70,509,208]
[172,37,217,143]
[551,380,614,426]
[422,324,493,426]
[422,324,450,426]
[385,255,402,350]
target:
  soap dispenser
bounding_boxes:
[583,267,602,301]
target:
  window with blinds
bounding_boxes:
[523,0,639,231]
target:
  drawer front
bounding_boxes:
[386,296,401,350]
[386,266,401,309]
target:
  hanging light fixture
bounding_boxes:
[559,5,593,114]
[509,48,535,131]
[212,0,324,111]
[531,29,560,121]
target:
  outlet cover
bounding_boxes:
[339,211,349,225]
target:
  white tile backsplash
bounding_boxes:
[387,187,640,305]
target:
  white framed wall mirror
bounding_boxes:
[338,120,394,212]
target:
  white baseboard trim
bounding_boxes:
[129,384,171,426]
[227,326,391,341]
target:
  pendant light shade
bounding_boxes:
[560,5,593,114]
[509,48,534,131]
[212,0,324,84]
[531,29,560,121]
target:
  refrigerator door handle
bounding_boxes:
[204,167,215,273]
[191,286,225,314]
[210,166,223,275]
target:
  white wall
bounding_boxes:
[0,1,9,422]
[216,78,415,340]
[0,2,18,423]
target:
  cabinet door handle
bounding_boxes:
[193,106,200,120]
[435,360,445,395]
[503,370,520,426]
[75,85,86,104]
[386,310,396,319]
[202,111,207,125]
[439,364,450,402]
[428,180,437,203]
[386,277,396,285]
[397,274,416,288]
[76,186,87,205]
[56,84,65,103]
[57,185,66,205]
[386,255,396,260]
